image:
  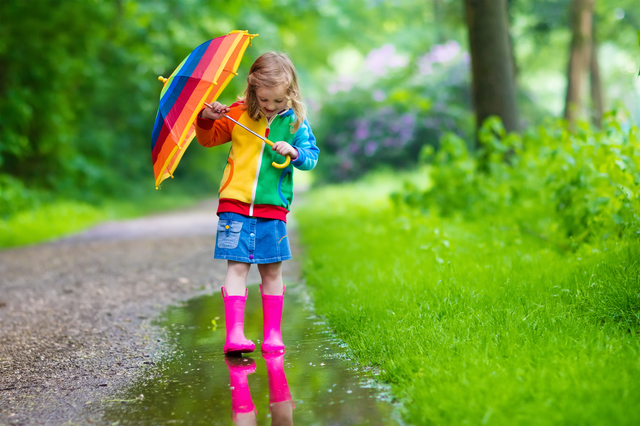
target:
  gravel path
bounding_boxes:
[0,200,301,425]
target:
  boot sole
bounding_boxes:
[224,347,255,356]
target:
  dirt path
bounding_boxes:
[0,200,301,425]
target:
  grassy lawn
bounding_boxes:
[0,193,204,248]
[296,174,640,425]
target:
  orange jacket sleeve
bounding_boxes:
[195,110,232,147]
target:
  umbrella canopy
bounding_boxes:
[152,30,257,189]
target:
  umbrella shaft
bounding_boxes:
[223,114,268,143]
[203,102,273,146]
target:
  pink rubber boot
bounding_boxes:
[224,357,257,420]
[261,284,286,353]
[222,287,255,355]
[264,352,294,408]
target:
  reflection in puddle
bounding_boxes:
[226,354,294,425]
[101,284,403,425]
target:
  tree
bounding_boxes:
[590,24,604,127]
[464,0,520,138]
[563,0,594,126]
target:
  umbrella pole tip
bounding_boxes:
[158,76,168,83]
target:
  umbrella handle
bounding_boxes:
[262,138,291,169]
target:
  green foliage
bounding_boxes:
[0,0,329,199]
[0,174,36,217]
[2,0,639,246]
[0,192,203,248]
[510,0,640,125]
[0,0,467,221]
[394,113,640,247]
[0,201,107,247]
[297,180,640,425]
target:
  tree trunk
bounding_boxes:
[464,0,519,140]
[563,0,593,126]
[590,27,604,127]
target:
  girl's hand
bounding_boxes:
[272,141,298,160]
[201,102,230,120]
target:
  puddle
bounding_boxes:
[101,283,403,425]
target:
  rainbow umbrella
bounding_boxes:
[151,30,257,189]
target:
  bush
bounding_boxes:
[0,174,38,218]
[393,111,640,248]
[315,41,473,182]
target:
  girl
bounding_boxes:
[196,52,319,355]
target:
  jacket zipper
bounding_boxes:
[249,114,277,216]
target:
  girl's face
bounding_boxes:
[256,85,288,119]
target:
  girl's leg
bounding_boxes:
[225,260,251,296]
[222,261,254,354]
[257,262,283,295]
[258,262,285,352]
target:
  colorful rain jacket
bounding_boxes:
[195,103,319,222]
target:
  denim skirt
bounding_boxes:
[214,212,292,264]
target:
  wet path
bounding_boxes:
[1,198,403,424]
[101,283,403,425]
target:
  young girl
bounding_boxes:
[196,52,319,355]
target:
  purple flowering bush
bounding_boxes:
[315,41,473,181]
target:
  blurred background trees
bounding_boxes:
[0,0,638,214]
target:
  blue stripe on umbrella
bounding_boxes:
[151,39,213,150]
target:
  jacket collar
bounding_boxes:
[278,108,294,117]
[259,108,293,120]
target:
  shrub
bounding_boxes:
[315,41,473,182]
[0,174,37,218]
[393,111,640,247]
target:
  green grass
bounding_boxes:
[296,175,640,425]
[0,193,204,248]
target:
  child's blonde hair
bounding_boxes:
[240,52,306,133]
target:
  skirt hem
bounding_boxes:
[214,254,292,264]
